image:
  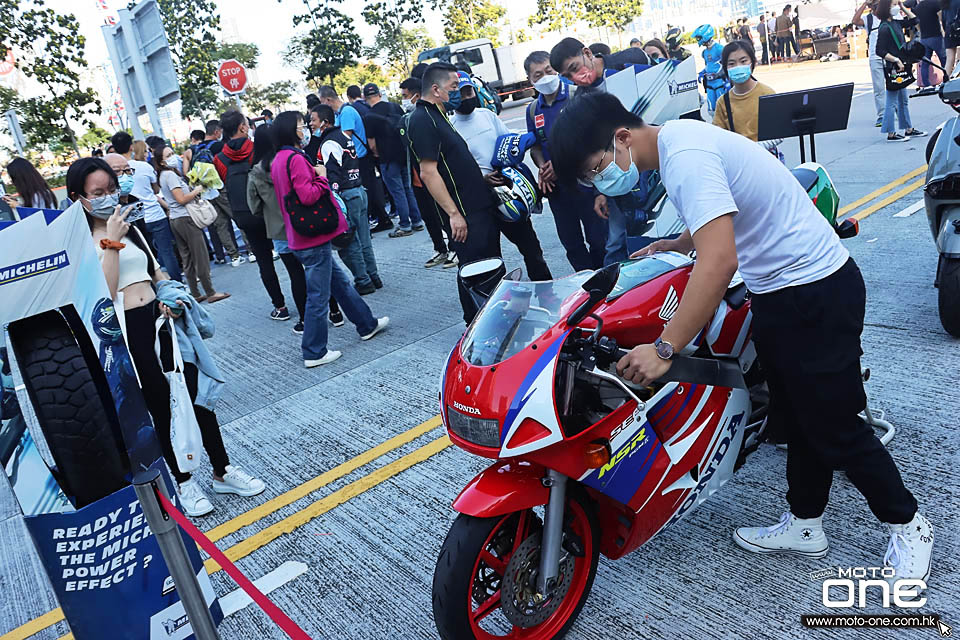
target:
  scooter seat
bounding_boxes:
[791,167,819,193]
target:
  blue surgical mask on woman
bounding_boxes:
[118,174,135,195]
[443,87,462,112]
[592,143,640,197]
[84,192,120,219]
[728,65,753,84]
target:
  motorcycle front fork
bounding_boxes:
[537,468,568,595]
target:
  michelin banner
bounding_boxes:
[605,57,699,124]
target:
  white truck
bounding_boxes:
[417,37,563,101]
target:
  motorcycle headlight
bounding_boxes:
[446,406,501,448]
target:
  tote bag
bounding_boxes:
[882,23,916,91]
[155,317,202,472]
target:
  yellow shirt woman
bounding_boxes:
[712,81,776,143]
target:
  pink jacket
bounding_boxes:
[270,148,347,251]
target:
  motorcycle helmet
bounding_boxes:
[90,297,125,345]
[493,164,541,223]
[665,26,682,47]
[693,24,715,46]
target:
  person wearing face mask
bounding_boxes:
[405,62,504,322]
[712,41,782,154]
[875,0,927,140]
[550,37,651,92]
[642,39,669,64]
[524,50,606,271]
[154,144,230,303]
[451,72,553,283]
[549,91,934,587]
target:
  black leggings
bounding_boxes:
[277,251,307,322]
[235,213,286,310]
[124,303,230,484]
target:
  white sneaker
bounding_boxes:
[734,511,829,558]
[178,479,214,517]
[305,350,342,367]
[231,256,246,267]
[360,316,389,341]
[212,465,266,497]
[248,253,257,263]
[883,512,934,586]
[272,250,280,261]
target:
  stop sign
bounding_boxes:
[217,59,247,95]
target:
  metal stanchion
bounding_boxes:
[133,469,221,640]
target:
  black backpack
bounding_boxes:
[282,149,339,237]
[217,150,254,221]
[191,140,216,165]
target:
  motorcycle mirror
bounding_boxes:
[504,267,523,282]
[458,258,508,321]
[942,78,960,104]
[836,217,859,239]
[567,263,621,326]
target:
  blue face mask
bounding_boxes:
[444,87,462,112]
[591,143,640,197]
[118,174,135,195]
[727,65,753,84]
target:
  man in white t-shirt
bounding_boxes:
[853,0,887,126]
[451,72,552,282]
[548,91,933,587]
[110,132,182,282]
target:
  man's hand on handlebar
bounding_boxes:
[617,344,672,386]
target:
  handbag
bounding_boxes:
[283,150,339,237]
[882,23,916,91]
[185,197,217,228]
[154,317,202,473]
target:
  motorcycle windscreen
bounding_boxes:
[460,273,591,367]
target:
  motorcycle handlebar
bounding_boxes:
[608,347,746,388]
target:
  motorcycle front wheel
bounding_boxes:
[938,256,960,336]
[432,494,599,640]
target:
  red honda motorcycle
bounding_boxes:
[432,254,770,639]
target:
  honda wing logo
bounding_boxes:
[659,286,679,321]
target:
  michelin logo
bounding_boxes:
[668,79,698,96]
[0,251,69,286]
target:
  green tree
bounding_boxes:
[362,0,431,74]
[243,80,298,113]
[528,0,584,32]
[581,0,643,33]
[213,41,260,68]
[78,126,112,151]
[156,0,221,119]
[440,0,506,46]
[332,62,390,94]
[283,6,362,87]
[0,2,100,157]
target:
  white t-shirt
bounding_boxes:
[158,170,190,220]
[452,108,511,174]
[657,120,849,294]
[767,17,777,36]
[128,159,166,224]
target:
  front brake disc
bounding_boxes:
[500,534,574,628]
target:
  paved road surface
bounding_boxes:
[2,58,958,640]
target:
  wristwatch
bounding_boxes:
[654,337,675,361]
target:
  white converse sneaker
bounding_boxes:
[304,350,341,367]
[212,465,266,497]
[360,316,389,341]
[883,512,933,587]
[734,511,829,558]
[178,479,214,517]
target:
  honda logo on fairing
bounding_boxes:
[453,401,481,416]
[659,286,679,321]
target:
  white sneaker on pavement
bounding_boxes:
[212,465,266,497]
[305,350,342,367]
[178,479,214,516]
[231,255,246,267]
[360,316,389,341]
[883,512,934,588]
[734,511,829,558]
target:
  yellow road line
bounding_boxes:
[852,178,926,221]
[4,415,444,640]
[838,165,926,217]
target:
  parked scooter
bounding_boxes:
[916,77,960,336]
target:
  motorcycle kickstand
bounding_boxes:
[537,469,567,598]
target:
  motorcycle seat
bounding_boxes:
[791,167,819,193]
[724,281,749,309]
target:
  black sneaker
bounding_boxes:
[329,310,344,327]
[370,275,383,289]
[356,282,376,295]
[905,128,927,137]
[270,306,291,321]
[292,321,304,335]
[887,133,907,142]
[371,220,394,234]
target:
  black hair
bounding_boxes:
[399,77,422,95]
[252,123,276,173]
[548,91,644,185]
[721,40,758,76]
[105,145,115,154]
[220,109,246,138]
[422,62,458,95]
[273,110,304,150]
[550,37,586,75]
[144,135,164,149]
[151,144,181,178]
[92,149,104,157]
[589,42,611,56]
[410,62,428,79]
[6,157,57,208]
[346,85,362,99]
[311,103,335,125]
[875,0,892,19]
[190,129,205,142]
[523,50,550,75]
[261,109,273,118]
[204,120,221,136]
[111,131,133,155]
[305,93,321,109]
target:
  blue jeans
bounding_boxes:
[380,161,422,231]
[919,36,946,86]
[882,88,912,134]
[293,242,376,360]
[548,184,607,271]
[146,218,182,282]
[337,186,379,287]
[604,198,627,266]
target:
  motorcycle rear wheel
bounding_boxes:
[432,495,599,640]
[938,256,960,336]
